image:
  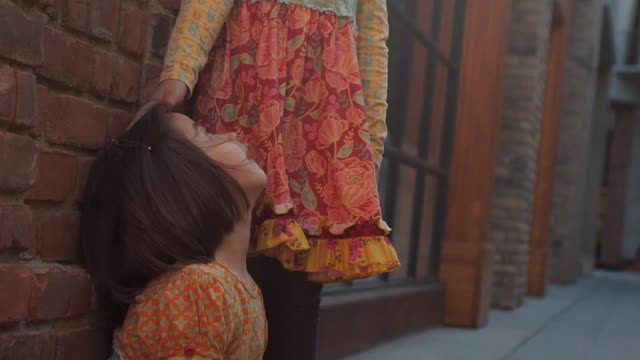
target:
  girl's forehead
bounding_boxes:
[167,112,195,127]
[166,113,199,138]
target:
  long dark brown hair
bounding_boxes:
[79,104,248,326]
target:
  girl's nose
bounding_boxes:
[210,132,238,145]
[222,132,239,141]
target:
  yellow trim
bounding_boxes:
[255,217,400,283]
[255,219,310,252]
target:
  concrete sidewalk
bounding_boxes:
[343,271,640,360]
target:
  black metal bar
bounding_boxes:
[382,0,418,237]
[380,0,420,284]
[407,0,443,279]
[385,146,448,177]
[428,0,468,278]
[387,2,456,70]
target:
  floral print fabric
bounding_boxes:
[161,0,398,283]
[113,263,267,360]
[251,0,358,18]
[162,0,389,165]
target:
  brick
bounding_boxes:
[39,212,79,261]
[0,2,45,66]
[37,27,94,91]
[47,95,109,149]
[159,0,180,11]
[31,85,48,137]
[143,61,162,100]
[109,109,132,138]
[92,0,120,41]
[29,266,91,320]
[0,332,55,360]
[0,63,39,132]
[27,151,79,202]
[152,14,174,57]
[15,71,37,128]
[118,5,149,57]
[92,0,120,40]
[0,204,36,254]
[0,265,34,323]
[111,56,141,103]
[0,132,37,191]
[61,0,91,34]
[0,65,16,124]
[508,32,538,56]
[56,327,108,360]
[90,50,114,97]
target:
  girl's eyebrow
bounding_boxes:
[192,138,236,148]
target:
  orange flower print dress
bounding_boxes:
[112,263,267,360]
[161,0,399,283]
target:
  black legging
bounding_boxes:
[248,256,323,360]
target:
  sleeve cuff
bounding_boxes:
[160,67,197,98]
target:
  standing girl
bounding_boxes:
[149,1,399,358]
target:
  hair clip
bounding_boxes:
[108,137,154,155]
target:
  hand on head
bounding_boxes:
[128,79,189,130]
[149,79,189,108]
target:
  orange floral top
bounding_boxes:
[112,262,267,360]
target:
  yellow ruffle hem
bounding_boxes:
[254,218,400,283]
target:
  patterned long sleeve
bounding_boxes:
[160,0,234,94]
[356,0,389,167]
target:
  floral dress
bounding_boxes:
[112,262,267,360]
[161,0,399,283]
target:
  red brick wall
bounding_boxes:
[0,0,176,358]
[490,0,553,310]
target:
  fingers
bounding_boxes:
[149,87,174,106]
[127,100,161,131]
[124,80,188,132]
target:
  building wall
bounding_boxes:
[490,0,605,291]
[579,69,614,274]
[621,117,640,260]
[0,1,175,358]
[549,0,602,284]
[602,106,636,263]
[600,0,640,264]
[490,0,553,309]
